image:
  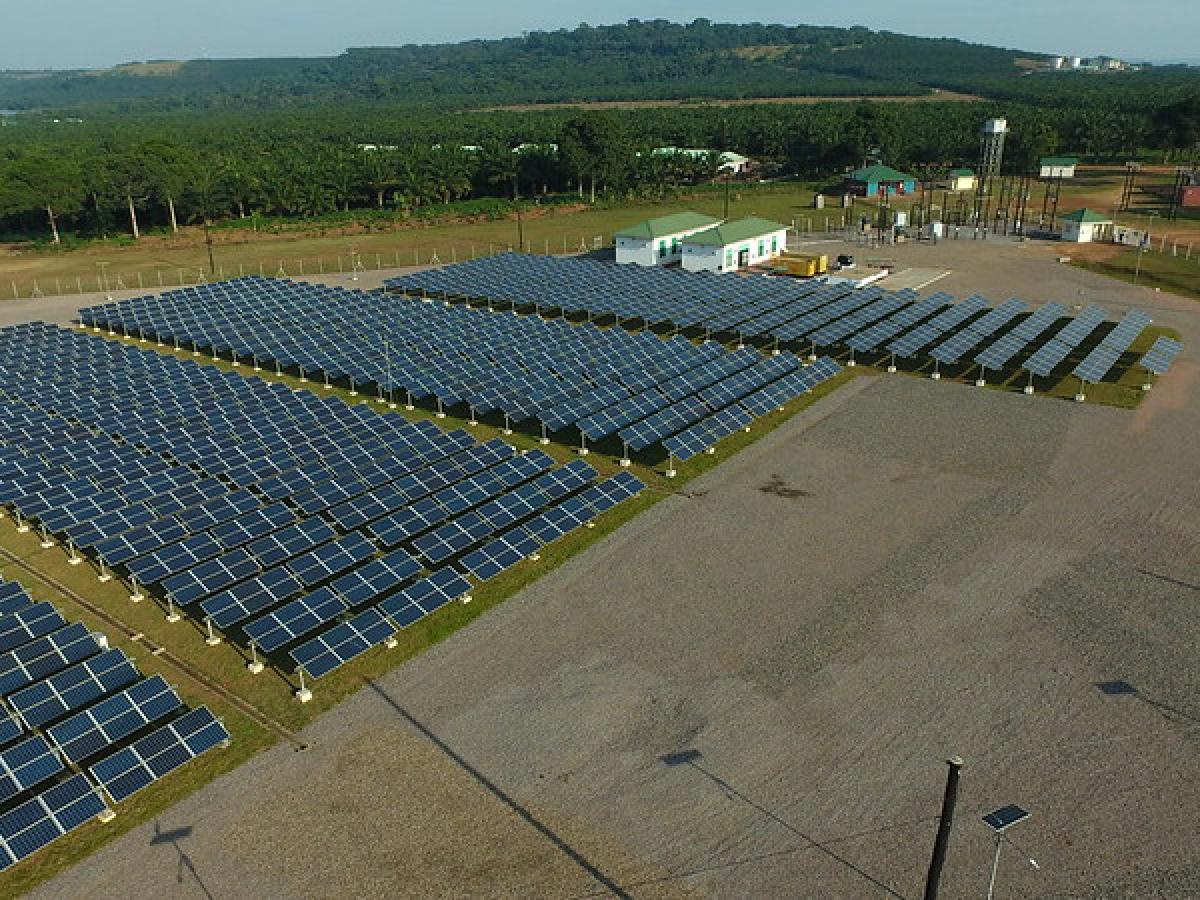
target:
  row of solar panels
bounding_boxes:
[385,256,1179,389]
[0,580,228,872]
[79,278,845,456]
[0,326,657,688]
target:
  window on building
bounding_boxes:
[771,235,778,253]
[725,249,733,267]
[757,240,765,257]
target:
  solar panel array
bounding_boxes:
[386,257,1172,392]
[1139,336,1182,376]
[0,578,228,871]
[80,277,843,458]
[1072,310,1154,384]
[0,323,649,687]
[1022,306,1110,377]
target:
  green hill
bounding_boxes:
[0,20,1037,111]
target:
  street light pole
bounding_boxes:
[1133,211,1158,284]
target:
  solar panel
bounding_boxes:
[242,586,348,653]
[0,711,23,748]
[0,622,103,696]
[201,566,305,630]
[290,607,396,679]
[0,735,64,805]
[0,603,66,655]
[89,706,229,803]
[1140,336,1182,375]
[8,648,139,729]
[47,675,182,765]
[378,567,472,623]
[0,774,107,871]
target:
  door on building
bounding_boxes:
[737,247,750,268]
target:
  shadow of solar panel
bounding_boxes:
[8,648,139,729]
[0,773,107,871]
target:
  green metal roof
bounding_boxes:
[848,164,916,184]
[684,217,788,247]
[950,168,975,177]
[1061,207,1111,223]
[614,212,721,240]
[1040,156,1079,167]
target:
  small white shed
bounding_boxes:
[1040,156,1078,179]
[614,212,722,267]
[948,168,976,191]
[1060,208,1112,243]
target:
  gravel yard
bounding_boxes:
[27,239,1200,899]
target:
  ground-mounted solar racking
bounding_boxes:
[1137,336,1183,390]
[0,576,228,872]
[0,322,662,694]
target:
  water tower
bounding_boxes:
[980,118,1008,182]
[973,118,1009,229]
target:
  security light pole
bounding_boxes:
[982,804,1036,900]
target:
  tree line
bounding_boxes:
[1,94,1197,244]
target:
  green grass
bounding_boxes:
[0,182,829,299]
[1073,247,1200,302]
[0,326,863,892]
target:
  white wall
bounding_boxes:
[1040,164,1076,179]
[615,237,657,266]
[1062,220,1108,243]
[616,228,710,266]
[681,228,788,273]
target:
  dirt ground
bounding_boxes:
[26,239,1200,898]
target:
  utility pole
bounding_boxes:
[923,756,964,900]
[513,174,525,251]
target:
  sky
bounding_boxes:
[4,0,1196,70]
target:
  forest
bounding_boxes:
[0,20,1197,245]
[0,21,1035,112]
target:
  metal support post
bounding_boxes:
[204,618,222,646]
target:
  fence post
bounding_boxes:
[76,276,83,294]
[10,282,17,300]
[137,272,144,290]
[55,278,62,295]
[414,249,419,265]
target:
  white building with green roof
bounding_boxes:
[614,212,722,267]
[680,217,789,273]
[1060,208,1112,243]
[1040,156,1079,178]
